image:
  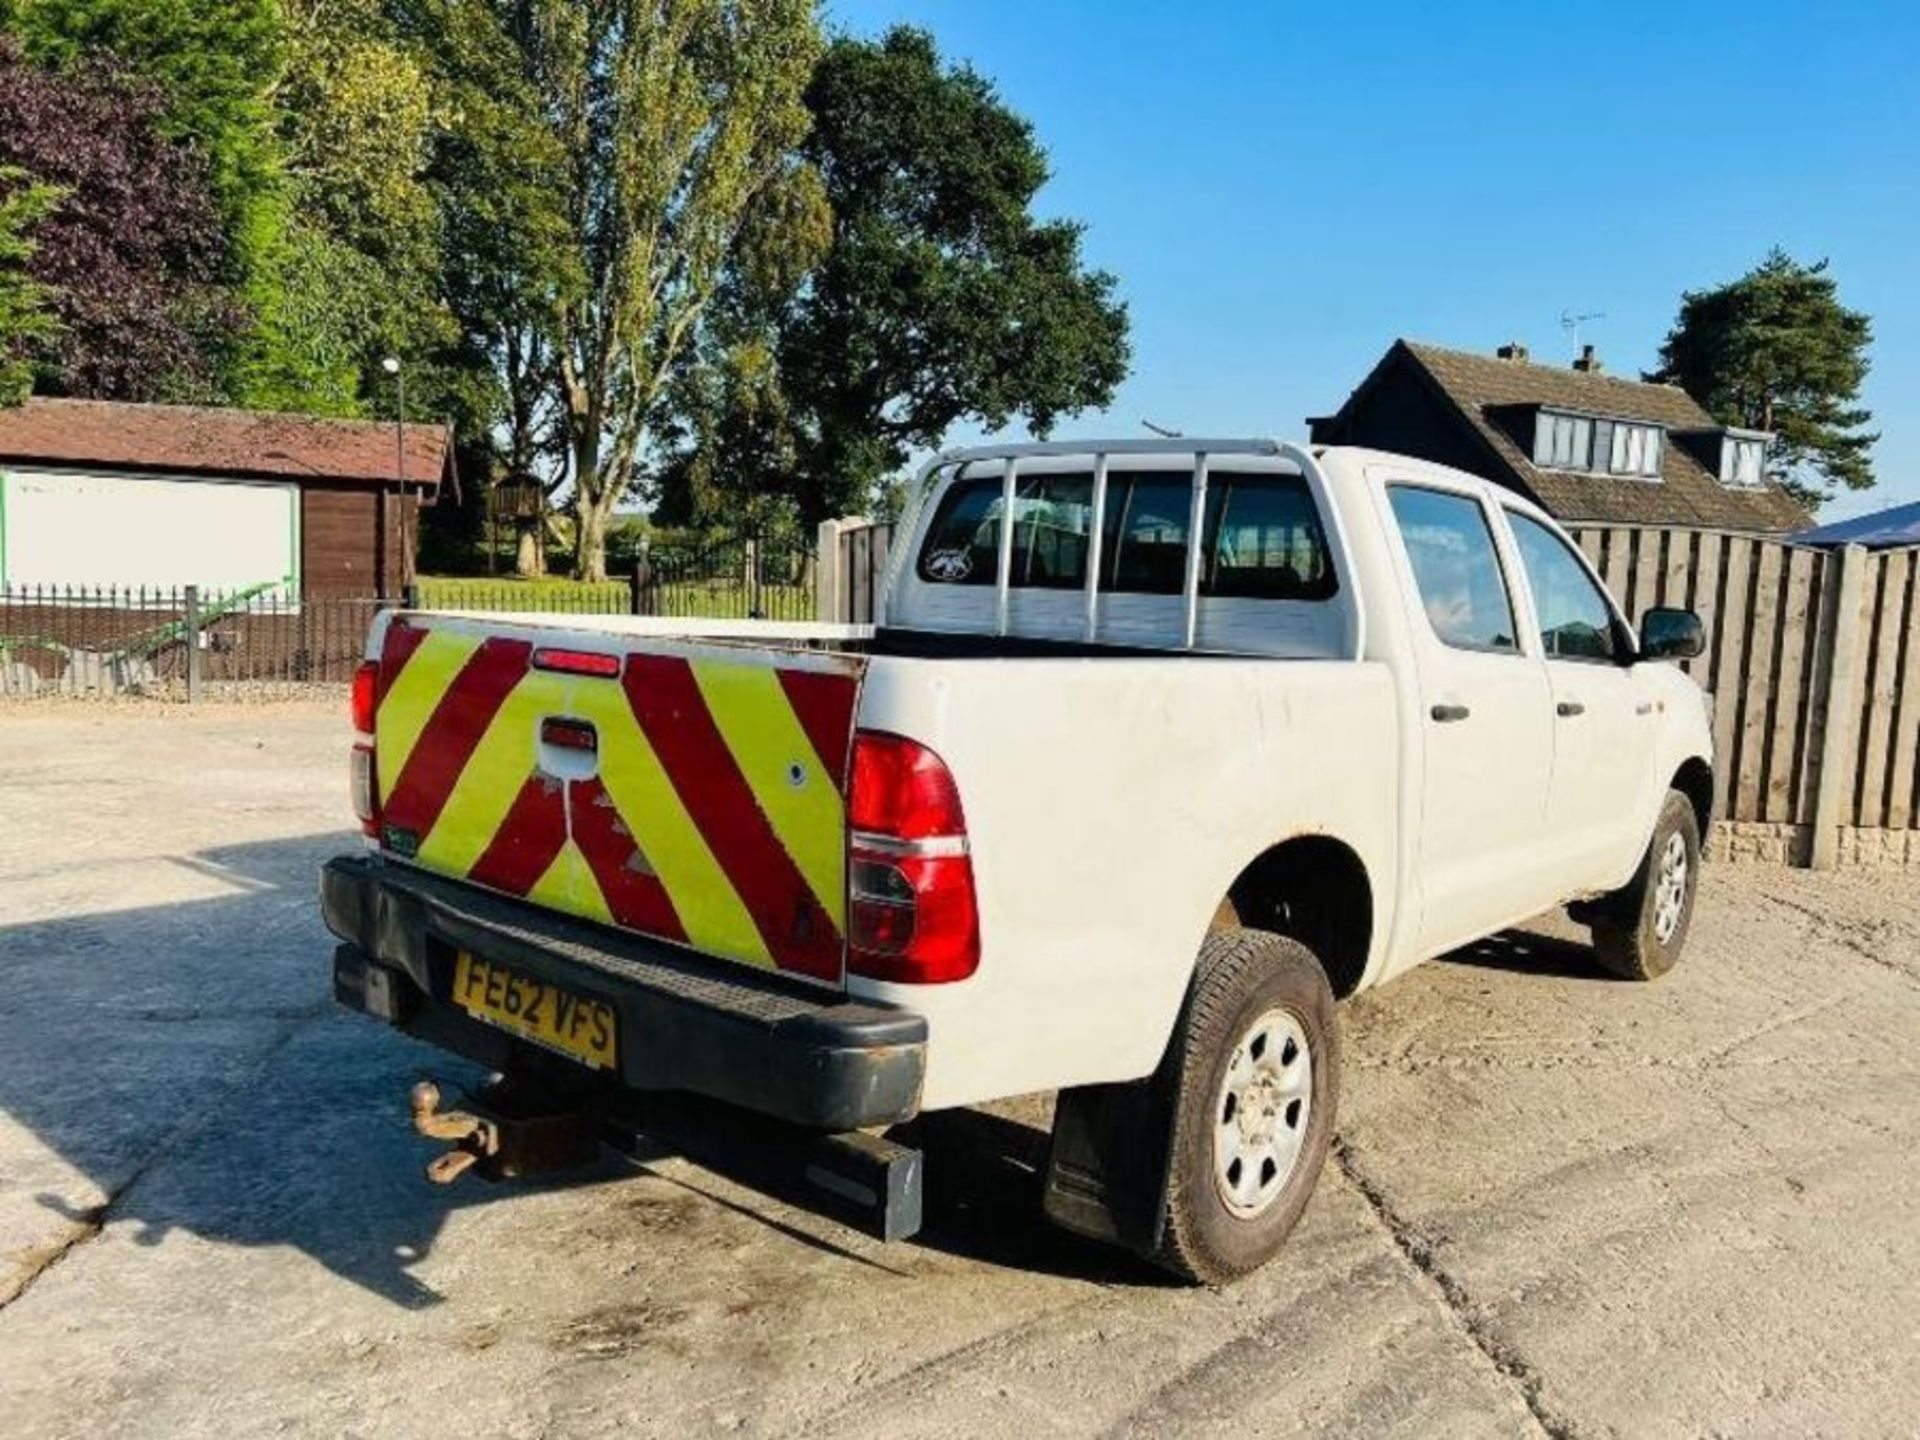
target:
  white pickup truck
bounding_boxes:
[322,439,1711,1282]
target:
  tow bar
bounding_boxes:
[406,1078,925,1242]
[409,1079,599,1185]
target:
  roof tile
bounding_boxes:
[1401,341,1809,533]
[0,397,449,488]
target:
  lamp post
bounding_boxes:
[382,356,410,592]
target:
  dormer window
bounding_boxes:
[1606,422,1662,477]
[1528,409,1663,478]
[1719,431,1768,487]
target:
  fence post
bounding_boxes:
[628,558,655,616]
[1809,544,1869,870]
[816,517,872,624]
[402,581,419,610]
[184,584,202,704]
[815,520,843,622]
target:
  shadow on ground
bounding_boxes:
[0,833,1157,1310]
[1438,924,1610,981]
[0,833,633,1310]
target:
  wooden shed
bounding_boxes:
[0,397,450,599]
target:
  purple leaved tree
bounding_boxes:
[0,40,242,402]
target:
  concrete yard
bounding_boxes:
[1,700,1916,1438]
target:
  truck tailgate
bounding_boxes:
[371,615,862,986]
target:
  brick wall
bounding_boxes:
[1709,821,1919,868]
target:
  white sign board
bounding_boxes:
[0,468,301,600]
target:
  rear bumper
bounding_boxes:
[320,854,926,1130]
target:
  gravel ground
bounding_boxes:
[0,700,1915,1439]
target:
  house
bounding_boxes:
[0,397,451,599]
[1796,499,1920,550]
[1308,340,1809,534]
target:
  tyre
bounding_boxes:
[1590,789,1701,981]
[1147,928,1338,1285]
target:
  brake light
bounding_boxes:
[847,732,978,983]
[351,660,378,735]
[849,730,966,838]
[350,659,381,838]
[532,646,621,678]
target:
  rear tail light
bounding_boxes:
[351,659,378,735]
[847,731,978,984]
[351,659,379,836]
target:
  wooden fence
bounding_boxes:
[824,513,1919,863]
[1569,527,1919,854]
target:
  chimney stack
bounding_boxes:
[1496,342,1530,363]
[1571,344,1603,374]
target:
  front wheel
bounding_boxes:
[1590,789,1701,981]
[1148,929,1338,1284]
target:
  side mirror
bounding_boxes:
[1639,606,1705,661]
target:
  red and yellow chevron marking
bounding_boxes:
[373,622,859,983]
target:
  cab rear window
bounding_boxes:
[915,470,1336,601]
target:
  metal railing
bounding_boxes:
[1,538,820,699]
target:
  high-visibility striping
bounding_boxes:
[382,635,528,831]
[377,619,429,705]
[565,681,771,967]
[570,775,686,941]
[527,839,614,927]
[468,773,568,897]
[376,628,485,798]
[692,660,847,930]
[775,667,858,790]
[625,655,843,979]
[413,670,559,878]
[373,623,854,983]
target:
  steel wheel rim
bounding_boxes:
[1653,831,1689,944]
[1212,1007,1313,1219]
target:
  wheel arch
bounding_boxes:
[1214,834,1374,1000]
[1671,755,1713,837]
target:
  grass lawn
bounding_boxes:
[416,573,816,621]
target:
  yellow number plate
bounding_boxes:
[452,953,618,1071]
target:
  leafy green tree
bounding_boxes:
[1650,249,1876,507]
[0,166,61,405]
[10,0,284,285]
[398,0,581,574]
[662,26,1128,529]
[244,0,454,416]
[506,0,827,581]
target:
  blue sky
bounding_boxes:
[826,0,1917,520]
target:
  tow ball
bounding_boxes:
[408,1079,599,1185]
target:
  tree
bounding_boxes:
[10,0,293,399]
[660,26,1129,529]
[1650,249,1876,507]
[399,0,582,575]
[245,0,455,417]
[0,166,61,405]
[486,0,827,582]
[0,40,241,399]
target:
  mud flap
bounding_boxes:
[1042,1077,1178,1255]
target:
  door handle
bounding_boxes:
[1429,703,1471,724]
[1556,700,1586,718]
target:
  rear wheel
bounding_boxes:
[1148,928,1338,1284]
[1590,789,1701,981]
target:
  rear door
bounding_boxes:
[372,617,862,987]
[1382,480,1557,957]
